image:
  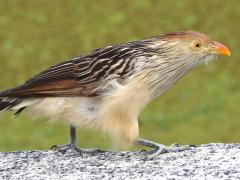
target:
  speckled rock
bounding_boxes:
[0,144,240,179]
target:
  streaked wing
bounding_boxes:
[0,45,137,97]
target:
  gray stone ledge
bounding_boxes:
[0,143,240,179]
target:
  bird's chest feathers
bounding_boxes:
[100,77,152,120]
[98,78,152,147]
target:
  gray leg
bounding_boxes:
[51,125,105,155]
[136,138,194,159]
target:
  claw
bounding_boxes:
[50,145,57,150]
[50,144,66,150]
[170,143,180,148]
[189,144,197,148]
[139,149,147,154]
[139,149,158,156]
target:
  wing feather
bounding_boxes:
[0,44,138,98]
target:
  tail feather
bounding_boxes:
[14,107,27,116]
[0,98,24,113]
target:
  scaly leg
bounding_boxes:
[51,125,105,155]
[136,138,195,159]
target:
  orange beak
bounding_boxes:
[210,41,231,56]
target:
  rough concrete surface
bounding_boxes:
[0,143,240,180]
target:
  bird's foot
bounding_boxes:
[137,138,196,159]
[140,143,195,159]
[51,143,105,156]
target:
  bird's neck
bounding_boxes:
[134,55,199,99]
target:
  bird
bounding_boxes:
[0,31,230,158]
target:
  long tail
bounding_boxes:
[0,98,26,115]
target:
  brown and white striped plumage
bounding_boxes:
[0,31,230,147]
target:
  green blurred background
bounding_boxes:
[0,0,239,152]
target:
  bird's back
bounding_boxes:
[0,43,144,98]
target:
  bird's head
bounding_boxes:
[153,31,231,65]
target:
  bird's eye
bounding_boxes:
[194,42,201,48]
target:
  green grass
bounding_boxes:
[0,0,240,151]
